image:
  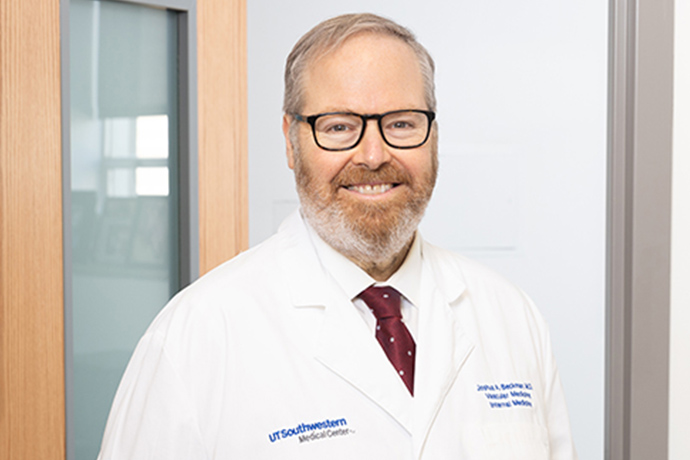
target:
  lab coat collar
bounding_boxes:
[386,232,424,308]
[303,219,375,301]
[305,218,425,310]
[314,292,415,433]
[279,210,430,307]
[278,210,414,432]
[420,239,467,305]
[277,210,334,308]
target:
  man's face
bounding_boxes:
[284,32,437,264]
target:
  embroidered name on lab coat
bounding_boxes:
[477,382,534,409]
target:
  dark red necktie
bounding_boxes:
[359,286,416,395]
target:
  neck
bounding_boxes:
[349,236,414,281]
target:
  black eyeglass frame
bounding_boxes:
[292,109,436,152]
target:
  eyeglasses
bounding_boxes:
[292,109,436,151]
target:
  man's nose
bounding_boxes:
[351,120,392,169]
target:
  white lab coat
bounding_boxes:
[98,211,578,460]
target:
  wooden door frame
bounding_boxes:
[0,1,65,459]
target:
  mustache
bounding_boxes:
[333,163,412,187]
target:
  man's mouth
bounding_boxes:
[345,183,396,195]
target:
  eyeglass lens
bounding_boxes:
[313,111,430,150]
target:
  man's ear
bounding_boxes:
[282,114,295,170]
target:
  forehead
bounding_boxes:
[301,33,425,114]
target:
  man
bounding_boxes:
[98,13,578,459]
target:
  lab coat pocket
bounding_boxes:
[481,422,549,460]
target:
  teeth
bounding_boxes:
[347,184,393,195]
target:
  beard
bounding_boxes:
[292,137,438,268]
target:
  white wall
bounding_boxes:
[248,3,608,458]
[669,1,690,458]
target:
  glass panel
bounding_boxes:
[69,1,179,458]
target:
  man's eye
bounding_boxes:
[320,120,358,135]
[326,124,350,133]
[388,119,417,131]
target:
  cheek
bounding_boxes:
[309,156,350,185]
[297,151,348,191]
[399,154,435,183]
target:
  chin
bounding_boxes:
[301,192,424,266]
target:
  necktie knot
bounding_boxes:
[359,286,402,320]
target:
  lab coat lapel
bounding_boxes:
[412,242,475,458]
[314,292,414,432]
[278,211,413,433]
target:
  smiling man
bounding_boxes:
[285,29,438,281]
[98,13,578,460]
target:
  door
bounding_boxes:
[0,0,246,458]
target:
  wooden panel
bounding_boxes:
[197,0,248,274]
[0,0,65,459]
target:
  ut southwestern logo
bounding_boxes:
[268,417,353,444]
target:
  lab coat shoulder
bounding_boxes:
[135,235,273,357]
[148,222,296,338]
[99,228,302,460]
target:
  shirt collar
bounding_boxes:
[386,232,423,308]
[303,216,424,307]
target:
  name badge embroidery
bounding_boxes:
[268,417,355,444]
[477,382,534,409]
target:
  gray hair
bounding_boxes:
[283,13,436,115]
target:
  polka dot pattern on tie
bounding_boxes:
[359,285,416,395]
